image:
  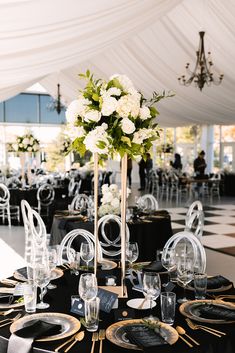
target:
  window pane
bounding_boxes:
[0,102,3,122]
[40,95,66,124]
[5,94,38,123]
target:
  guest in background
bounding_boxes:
[194,150,207,177]
[127,158,133,188]
[138,157,146,191]
[170,153,182,172]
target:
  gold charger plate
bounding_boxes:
[10,312,81,341]
[14,268,64,282]
[106,319,178,350]
[100,260,117,270]
[179,299,235,324]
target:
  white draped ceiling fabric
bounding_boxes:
[0,0,235,127]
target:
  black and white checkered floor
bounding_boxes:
[168,204,235,257]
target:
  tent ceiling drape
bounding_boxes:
[0,0,235,127]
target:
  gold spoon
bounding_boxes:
[176,326,200,346]
[64,331,85,352]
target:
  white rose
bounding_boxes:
[121,118,135,135]
[116,94,140,118]
[139,106,151,120]
[101,184,109,193]
[111,197,120,209]
[76,126,86,138]
[28,147,32,152]
[107,87,121,96]
[84,110,101,123]
[84,126,110,154]
[66,97,90,124]
[102,191,113,204]
[110,74,135,93]
[101,96,118,116]
[109,184,118,193]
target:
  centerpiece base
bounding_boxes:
[99,285,128,298]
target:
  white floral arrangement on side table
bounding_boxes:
[66,70,173,159]
[98,184,131,217]
[8,132,40,153]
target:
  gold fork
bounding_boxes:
[98,329,106,353]
[0,313,22,328]
[186,318,225,337]
[90,332,99,353]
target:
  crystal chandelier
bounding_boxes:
[178,31,223,91]
[47,83,65,114]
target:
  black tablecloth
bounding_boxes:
[0,270,235,353]
[50,211,173,261]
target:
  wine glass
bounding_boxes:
[78,273,98,302]
[34,263,51,309]
[47,248,58,289]
[126,242,139,268]
[161,248,176,288]
[177,257,194,303]
[80,242,94,271]
[143,272,161,321]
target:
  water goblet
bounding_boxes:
[177,257,194,303]
[161,248,176,288]
[80,242,94,271]
[34,264,51,309]
[143,272,161,321]
[78,273,98,302]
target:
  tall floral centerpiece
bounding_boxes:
[66,70,172,296]
[8,132,40,185]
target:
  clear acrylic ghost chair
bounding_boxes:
[186,200,203,218]
[21,200,48,262]
[162,230,206,274]
[58,228,103,265]
[136,194,158,213]
[70,193,90,212]
[37,183,55,216]
[0,183,20,227]
[185,210,204,240]
[68,178,81,197]
[98,214,130,258]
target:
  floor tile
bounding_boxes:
[203,224,235,234]
[202,235,235,249]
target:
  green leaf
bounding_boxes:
[86,69,90,78]
[121,136,131,147]
[112,78,123,90]
[92,93,99,102]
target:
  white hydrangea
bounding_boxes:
[101,96,118,116]
[102,191,113,204]
[98,204,113,217]
[120,118,136,135]
[139,106,151,120]
[66,97,90,124]
[84,125,110,154]
[76,126,86,138]
[116,94,140,118]
[23,138,30,145]
[28,147,32,152]
[84,110,101,123]
[132,128,154,144]
[101,184,109,193]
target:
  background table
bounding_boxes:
[50,211,173,261]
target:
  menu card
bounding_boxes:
[71,288,118,316]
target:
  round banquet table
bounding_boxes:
[0,270,235,353]
[49,210,173,262]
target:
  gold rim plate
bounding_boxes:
[106,319,178,350]
[179,299,235,324]
[100,260,117,270]
[14,268,64,282]
[10,312,81,341]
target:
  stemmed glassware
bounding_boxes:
[126,242,139,268]
[143,272,161,321]
[47,248,58,289]
[177,257,194,303]
[80,242,94,271]
[161,248,176,288]
[34,262,51,309]
[78,273,98,302]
